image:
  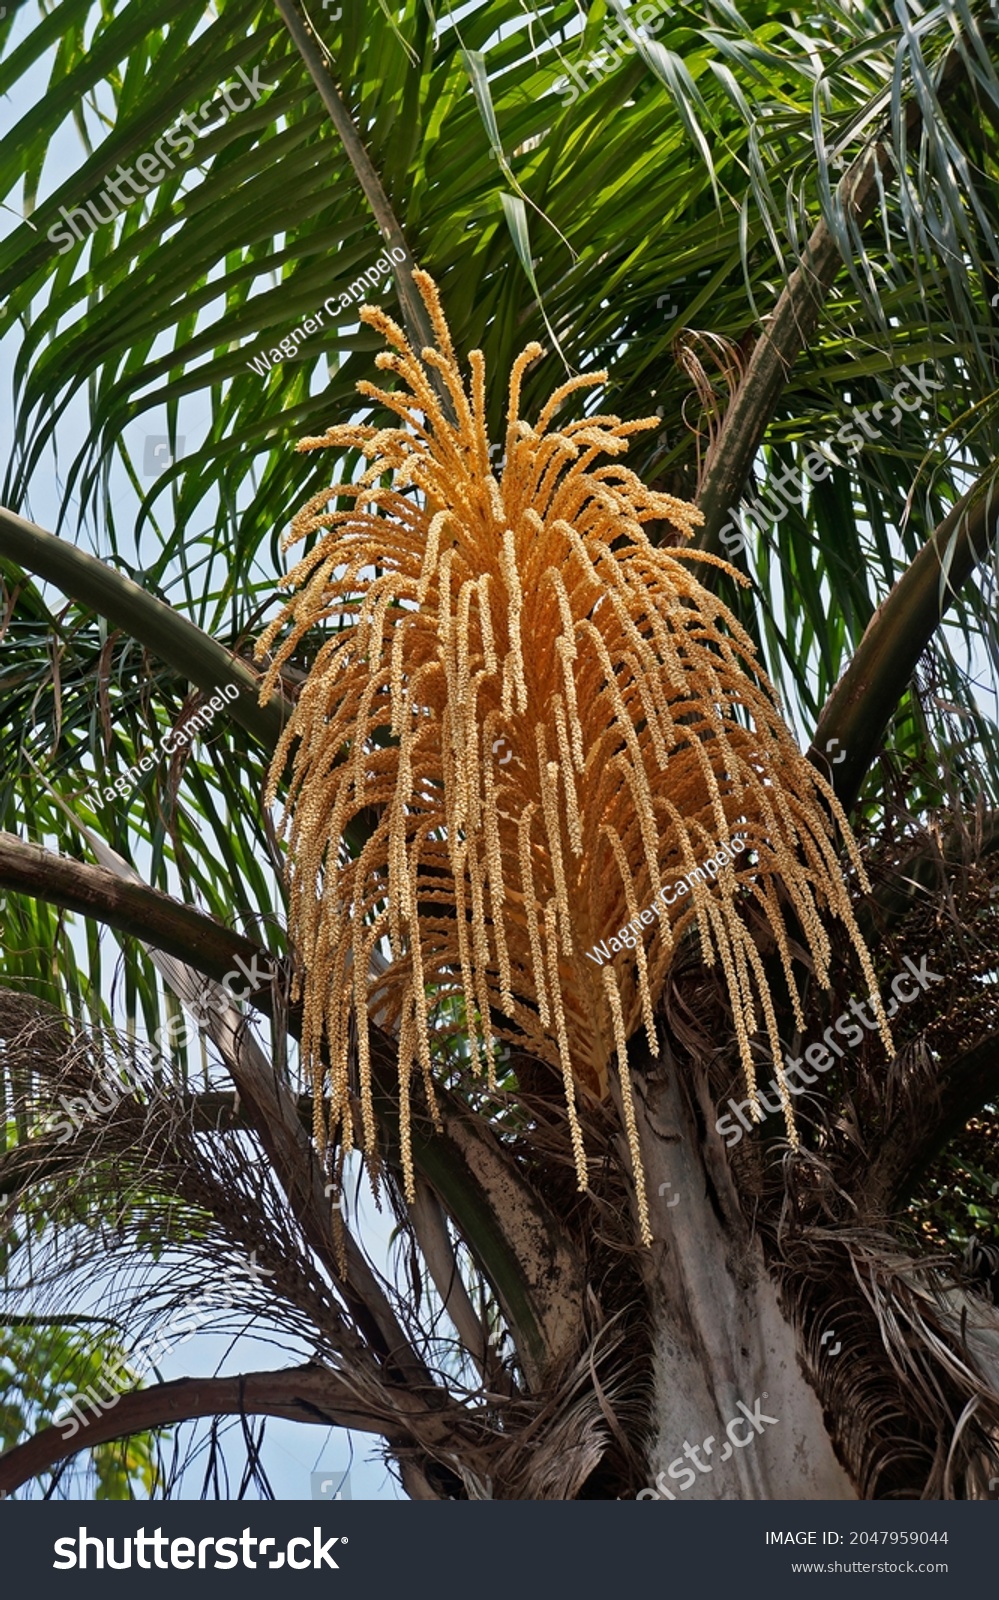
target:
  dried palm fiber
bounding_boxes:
[256,270,892,1245]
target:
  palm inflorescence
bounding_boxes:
[258,272,890,1242]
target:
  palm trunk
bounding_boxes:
[624,1052,857,1500]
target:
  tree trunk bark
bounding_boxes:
[623,1050,857,1500]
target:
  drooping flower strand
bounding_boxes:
[257,270,891,1246]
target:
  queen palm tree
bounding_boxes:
[2,0,999,1499]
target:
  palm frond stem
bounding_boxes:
[810,463,999,812]
[0,508,292,748]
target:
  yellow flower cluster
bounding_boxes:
[257,272,890,1244]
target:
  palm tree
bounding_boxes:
[2,0,999,1499]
